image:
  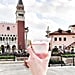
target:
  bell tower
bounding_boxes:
[16,0,25,50]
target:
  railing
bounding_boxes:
[48,53,75,67]
[61,53,75,66]
[1,52,75,67]
[0,52,29,61]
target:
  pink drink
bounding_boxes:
[25,42,50,68]
[32,43,49,59]
[35,53,48,59]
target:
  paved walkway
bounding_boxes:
[0,61,24,64]
[0,61,75,75]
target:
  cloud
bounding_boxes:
[0,0,75,40]
[0,1,16,22]
[0,0,17,5]
[22,0,75,40]
[25,0,75,40]
[23,0,36,7]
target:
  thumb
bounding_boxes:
[27,46,39,58]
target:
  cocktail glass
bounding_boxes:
[31,41,51,59]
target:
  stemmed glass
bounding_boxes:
[24,40,51,68]
[30,40,51,59]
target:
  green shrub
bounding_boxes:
[49,59,64,64]
[62,54,75,58]
[0,56,14,59]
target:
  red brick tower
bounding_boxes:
[16,0,25,50]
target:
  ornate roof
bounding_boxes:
[69,24,75,27]
[49,29,75,35]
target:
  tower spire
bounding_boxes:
[16,0,25,21]
[16,0,25,50]
[18,0,23,5]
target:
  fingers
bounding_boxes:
[27,46,42,61]
[24,61,29,68]
[27,45,36,57]
[24,58,29,68]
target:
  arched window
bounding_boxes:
[0,37,2,41]
[59,37,62,41]
[6,37,8,41]
[12,37,13,41]
[9,37,11,41]
[15,37,16,41]
[7,27,10,30]
[54,37,57,41]
[64,37,66,41]
[1,45,4,53]
[13,35,15,37]
[12,45,16,53]
[7,45,10,50]
[2,34,3,36]
[10,35,12,37]
[3,37,5,41]
[12,45,16,50]
[5,34,6,36]
[7,35,9,36]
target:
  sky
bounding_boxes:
[0,0,75,41]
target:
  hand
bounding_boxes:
[24,45,51,75]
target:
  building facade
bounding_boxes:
[49,26,75,52]
[0,0,26,53]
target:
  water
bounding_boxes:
[0,63,75,75]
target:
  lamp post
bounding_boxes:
[45,26,51,67]
[45,26,50,38]
[25,27,29,49]
[45,26,51,50]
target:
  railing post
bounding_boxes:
[73,55,74,66]
[61,54,62,66]
[48,59,50,67]
[13,53,15,61]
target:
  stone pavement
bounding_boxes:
[0,61,24,64]
[0,61,75,75]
